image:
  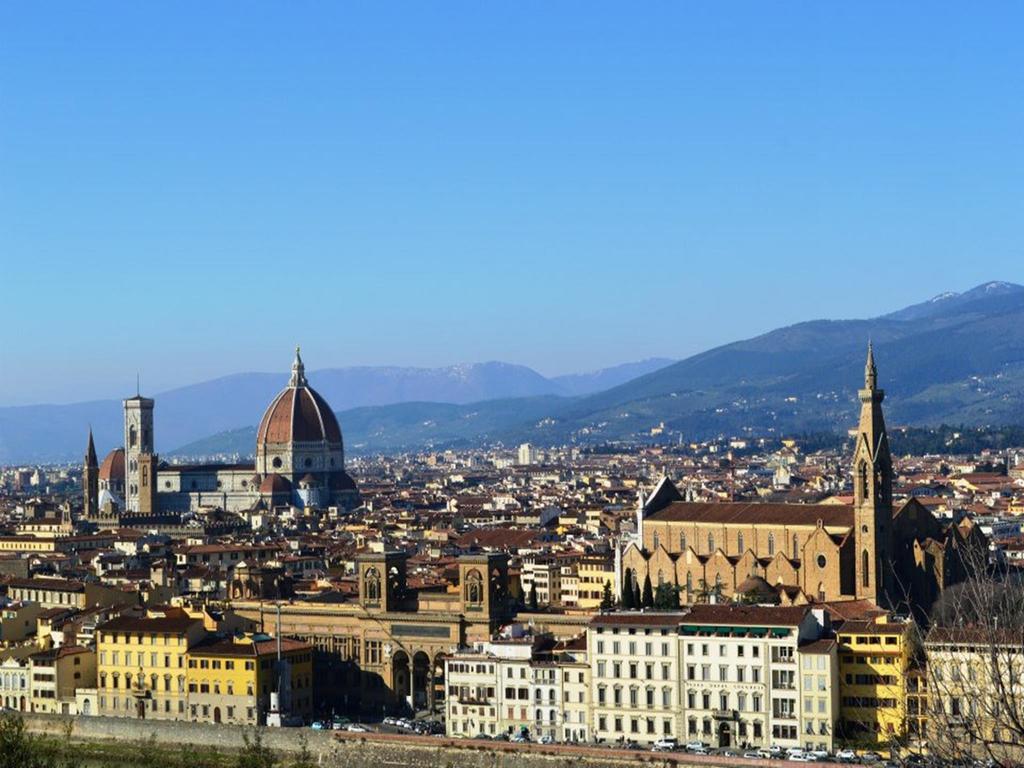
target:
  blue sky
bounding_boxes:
[1,3,1022,405]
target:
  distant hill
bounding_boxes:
[0,358,673,464]
[252,281,1024,456]
[8,282,1024,462]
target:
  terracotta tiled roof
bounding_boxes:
[98,449,125,483]
[646,501,853,528]
[257,386,342,445]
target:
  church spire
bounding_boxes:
[865,340,878,391]
[289,346,307,387]
[86,427,98,467]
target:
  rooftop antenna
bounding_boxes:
[136,372,140,396]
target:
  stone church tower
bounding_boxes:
[124,392,157,513]
[83,428,98,518]
[852,342,894,604]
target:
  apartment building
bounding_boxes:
[588,613,681,745]
[28,645,96,714]
[679,605,835,752]
[835,616,912,742]
[185,634,313,725]
[445,631,590,742]
[96,610,207,719]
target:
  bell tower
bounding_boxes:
[124,390,156,513]
[83,428,99,519]
[852,342,893,604]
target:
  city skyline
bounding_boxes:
[3,3,1024,404]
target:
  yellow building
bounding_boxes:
[836,616,912,744]
[96,609,207,719]
[185,634,313,725]
[28,645,96,714]
[575,555,616,609]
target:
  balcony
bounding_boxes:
[712,709,736,720]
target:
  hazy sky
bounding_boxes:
[2,3,1022,405]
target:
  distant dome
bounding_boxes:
[98,448,125,483]
[255,348,342,447]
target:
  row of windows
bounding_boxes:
[597,715,674,737]
[652,530,802,558]
[597,685,674,709]
[596,660,673,680]
[595,641,671,656]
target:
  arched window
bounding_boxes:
[465,569,484,606]
[862,551,870,588]
[767,533,775,556]
[707,533,715,553]
[859,462,869,499]
[653,532,660,551]
[129,425,137,447]
[364,567,381,602]
[657,569,665,587]
[737,532,745,553]
[680,531,687,551]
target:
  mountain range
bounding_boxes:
[0,358,673,464]
[171,281,1024,458]
[6,281,1024,464]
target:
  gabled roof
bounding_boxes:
[646,501,853,529]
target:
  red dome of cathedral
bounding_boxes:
[255,349,343,447]
[98,448,125,483]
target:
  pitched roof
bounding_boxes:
[646,501,853,528]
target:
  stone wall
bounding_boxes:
[22,714,768,768]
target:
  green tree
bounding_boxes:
[621,579,635,609]
[653,582,680,609]
[237,729,277,768]
[632,580,642,609]
[641,574,654,608]
[0,713,53,768]
[600,580,615,610]
[528,583,539,610]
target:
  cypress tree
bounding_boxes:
[642,574,654,608]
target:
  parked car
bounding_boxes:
[310,721,328,731]
[835,749,857,762]
[788,755,817,763]
[685,741,709,752]
[346,724,369,733]
[538,735,555,745]
[652,738,678,752]
[510,733,529,743]
[744,752,762,760]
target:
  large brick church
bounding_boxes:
[621,345,984,612]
